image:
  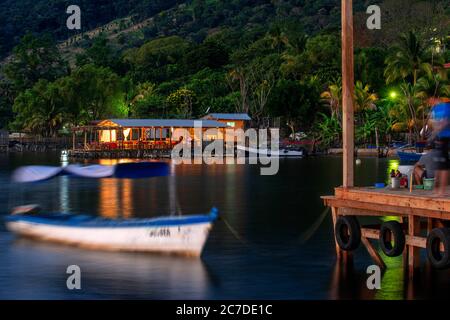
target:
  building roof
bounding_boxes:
[105,119,228,128]
[203,113,251,121]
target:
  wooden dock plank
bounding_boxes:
[323,197,450,220]
[325,186,450,219]
[335,187,450,212]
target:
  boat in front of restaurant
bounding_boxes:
[5,162,219,257]
[5,207,218,257]
[236,145,305,158]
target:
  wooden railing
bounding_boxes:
[81,141,176,151]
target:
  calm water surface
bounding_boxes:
[0,152,448,299]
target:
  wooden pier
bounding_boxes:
[68,148,172,159]
[322,187,450,278]
[322,0,450,279]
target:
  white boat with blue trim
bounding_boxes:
[236,145,305,158]
[5,208,218,257]
[5,162,219,257]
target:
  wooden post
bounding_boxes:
[342,0,355,188]
[361,236,386,270]
[400,217,409,272]
[331,207,342,259]
[408,216,421,280]
[72,131,75,151]
[84,130,87,149]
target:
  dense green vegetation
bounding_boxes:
[0,0,449,148]
[0,0,181,58]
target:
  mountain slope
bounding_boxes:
[0,0,182,58]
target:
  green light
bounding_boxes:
[389,91,397,99]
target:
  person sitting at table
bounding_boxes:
[413,146,437,185]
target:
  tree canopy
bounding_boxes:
[0,0,448,146]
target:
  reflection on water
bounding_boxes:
[328,255,402,300]
[375,255,404,300]
[0,153,449,299]
[99,179,120,218]
[5,238,210,299]
[328,253,450,300]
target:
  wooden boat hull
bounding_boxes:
[5,209,218,257]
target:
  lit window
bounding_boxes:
[227,122,235,127]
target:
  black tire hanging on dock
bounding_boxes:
[335,216,361,251]
[379,221,405,257]
[426,228,450,269]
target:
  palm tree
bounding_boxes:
[373,102,396,145]
[267,25,288,53]
[227,67,250,113]
[354,81,378,112]
[320,82,342,121]
[353,82,378,146]
[316,113,341,147]
[131,82,156,104]
[384,31,432,85]
[416,73,450,106]
[391,82,425,144]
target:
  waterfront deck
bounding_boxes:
[324,187,450,218]
[322,187,450,278]
[68,148,172,159]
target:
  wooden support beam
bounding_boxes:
[408,216,421,280]
[323,196,450,220]
[361,236,386,270]
[398,217,408,271]
[362,228,443,251]
[427,217,433,234]
[361,228,379,239]
[341,0,354,188]
[331,207,342,259]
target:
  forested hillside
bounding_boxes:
[0,0,183,58]
[0,0,449,147]
[0,0,380,59]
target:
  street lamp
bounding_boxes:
[389,91,398,100]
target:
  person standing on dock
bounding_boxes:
[429,101,450,196]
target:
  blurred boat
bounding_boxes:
[237,145,305,158]
[5,208,218,257]
[6,162,219,257]
[396,150,423,163]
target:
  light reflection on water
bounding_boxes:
[6,238,211,299]
[0,152,449,299]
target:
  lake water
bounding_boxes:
[0,152,449,299]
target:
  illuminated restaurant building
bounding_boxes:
[71,113,251,151]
